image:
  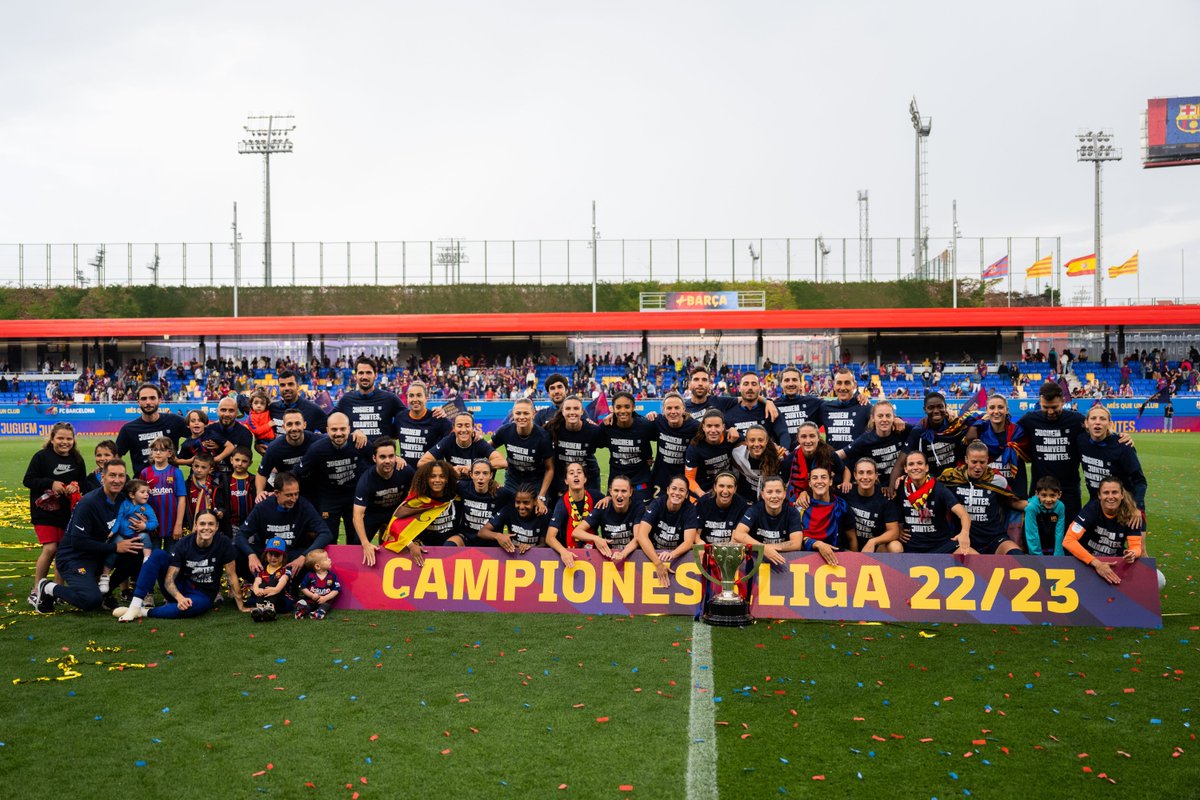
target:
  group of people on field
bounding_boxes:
[25,356,1162,624]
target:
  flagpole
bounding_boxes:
[1035,239,1041,300]
[1006,237,1012,307]
[1055,237,1061,307]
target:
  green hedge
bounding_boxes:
[0,279,1009,319]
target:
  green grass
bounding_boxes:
[1,436,1196,799]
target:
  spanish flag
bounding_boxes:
[1026,254,1053,278]
[1065,253,1097,277]
[381,492,452,553]
[1108,252,1139,278]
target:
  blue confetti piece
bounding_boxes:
[713,697,723,703]
[868,751,876,758]
[263,724,273,730]
[242,692,249,697]
[162,707,170,714]
[468,668,474,674]
[298,695,307,700]
[1150,718,1162,725]
[856,772,862,780]
[275,658,286,663]
[366,757,372,764]
[94,716,103,721]
[151,738,161,744]
[68,691,76,697]
[350,696,358,701]
[134,760,146,767]
[950,772,958,780]
[780,757,789,764]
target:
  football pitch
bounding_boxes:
[1,436,1196,799]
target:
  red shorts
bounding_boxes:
[34,525,65,545]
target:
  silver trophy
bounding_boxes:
[693,542,765,627]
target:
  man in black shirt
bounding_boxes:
[269,369,327,435]
[336,356,404,442]
[116,383,188,476]
[534,373,570,428]
[256,408,320,499]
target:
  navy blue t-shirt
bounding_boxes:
[334,388,405,439]
[549,422,605,488]
[605,416,656,487]
[684,440,735,494]
[295,436,370,509]
[691,494,750,545]
[737,501,803,545]
[774,393,824,439]
[394,410,452,464]
[258,432,320,486]
[821,399,872,449]
[639,495,696,550]
[651,415,700,486]
[583,503,644,548]
[842,488,899,541]
[1070,499,1140,558]
[492,423,553,489]
[685,394,738,422]
[427,435,495,471]
[353,465,415,528]
[894,482,962,550]
[456,479,515,541]
[268,397,328,436]
[723,401,792,449]
[487,505,551,547]
[170,534,236,598]
[116,413,189,475]
[842,428,908,474]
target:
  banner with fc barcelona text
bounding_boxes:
[327,547,1161,629]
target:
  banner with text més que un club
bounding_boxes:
[326,546,1161,629]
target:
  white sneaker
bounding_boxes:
[143,593,155,608]
[98,574,111,594]
[118,606,148,623]
[113,605,130,618]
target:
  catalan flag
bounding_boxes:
[1108,251,1139,278]
[1026,254,1053,278]
[1065,253,1097,277]
[981,255,1009,279]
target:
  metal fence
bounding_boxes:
[0,237,1069,290]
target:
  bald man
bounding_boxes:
[294,412,377,544]
[206,396,255,482]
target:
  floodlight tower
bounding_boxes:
[909,98,932,276]
[857,190,871,279]
[1076,129,1122,306]
[238,114,295,287]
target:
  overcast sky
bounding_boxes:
[2,1,1198,301]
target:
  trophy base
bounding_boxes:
[700,599,755,628]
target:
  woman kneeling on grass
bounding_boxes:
[115,510,247,621]
[1064,476,1165,590]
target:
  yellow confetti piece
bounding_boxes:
[918,631,938,638]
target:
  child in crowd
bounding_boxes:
[250,537,293,622]
[183,451,224,535]
[244,389,276,454]
[226,446,256,533]
[98,479,158,594]
[1024,476,1066,556]
[295,548,341,619]
[140,437,186,544]
[83,439,118,494]
[177,409,213,469]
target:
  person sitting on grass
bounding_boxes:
[115,510,246,622]
[249,536,293,622]
[295,548,341,619]
[1064,476,1164,590]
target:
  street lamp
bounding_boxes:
[239,114,295,287]
[1076,129,1122,306]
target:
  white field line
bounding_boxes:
[686,620,718,800]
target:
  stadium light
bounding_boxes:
[1077,129,1122,306]
[238,114,295,288]
[910,98,932,277]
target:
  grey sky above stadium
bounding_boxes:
[2,1,1198,301]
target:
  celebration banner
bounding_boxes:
[326,546,1162,628]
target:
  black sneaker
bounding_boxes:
[34,579,55,614]
[101,592,120,611]
[260,605,277,622]
[311,606,328,620]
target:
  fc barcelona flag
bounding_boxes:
[381,494,453,553]
[981,256,1009,279]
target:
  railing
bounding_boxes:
[0,237,1068,290]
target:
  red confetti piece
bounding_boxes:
[812,775,826,781]
[596,716,610,723]
[1123,688,1135,694]
[1077,753,1089,759]
[890,734,905,740]
[284,720,290,725]
[963,752,974,758]
[920,738,934,743]
[740,733,751,740]
[469,727,480,734]
[871,735,886,742]
[440,749,452,755]
[573,704,585,708]
[360,777,368,784]
[619,785,634,792]
[972,740,987,746]
[305,782,315,788]
[370,734,379,741]
[251,771,266,777]
[146,663,157,668]
[852,716,864,721]
[1082,766,1093,773]
[558,784,568,790]
[1085,689,1097,695]
[267,763,274,770]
